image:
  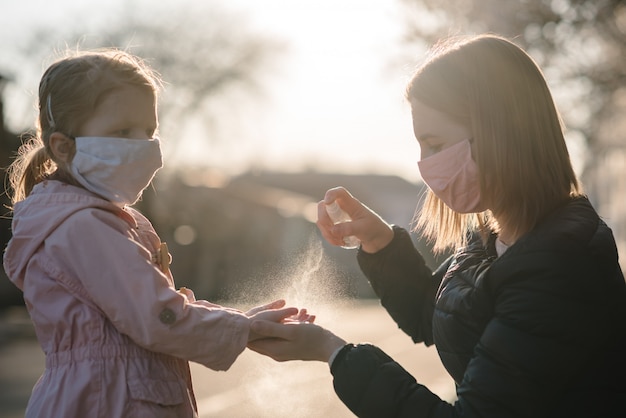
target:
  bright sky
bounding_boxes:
[0,0,423,183]
[221,0,421,182]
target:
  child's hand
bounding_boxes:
[245,301,316,343]
[283,308,316,324]
[247,306,296,342]
[245,299,286,317]
[246,300,315,324]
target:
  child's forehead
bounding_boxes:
[95,85,156,109]
[100,81,155,99]
[81,86,158,132]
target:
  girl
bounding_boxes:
[248,34,626,417]
[3,50,309,417]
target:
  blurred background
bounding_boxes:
[0,0,625,416]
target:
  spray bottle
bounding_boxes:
[325,200,360,249]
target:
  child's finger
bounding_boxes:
[245,299,286,316]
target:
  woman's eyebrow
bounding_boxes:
[417,134,438,142]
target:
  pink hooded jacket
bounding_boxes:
[3,180,251,417]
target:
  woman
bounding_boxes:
[248,34,626,417]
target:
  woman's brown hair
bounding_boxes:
[407,34,582,253]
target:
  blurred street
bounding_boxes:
[0,299,456,418]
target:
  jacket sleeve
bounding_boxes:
[46,208,250,371]
[331,344,449,418]
[357,226,450,345]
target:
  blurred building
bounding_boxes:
[145,170,436,302]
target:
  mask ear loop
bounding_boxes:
[46,95,56,128]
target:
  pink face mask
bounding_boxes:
[417,139,486,213]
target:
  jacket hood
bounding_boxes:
[3,180,125,289]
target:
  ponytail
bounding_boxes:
[6,137,56,206]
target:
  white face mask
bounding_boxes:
[69,136,163,207]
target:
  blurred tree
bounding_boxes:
[399,0,625,157]
[3,1,286,161]
[399,0,626,269]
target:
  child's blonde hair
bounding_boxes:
[7,49,162,205]
[407,34,582,253]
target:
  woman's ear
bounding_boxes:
[49,133,75,163]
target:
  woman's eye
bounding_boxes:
[429,144,443,154]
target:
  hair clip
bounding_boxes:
[46,95,56,127]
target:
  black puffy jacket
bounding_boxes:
[332,197,626,417]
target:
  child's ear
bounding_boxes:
[49,133,75,163]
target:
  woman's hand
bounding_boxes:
[317,187,394,254]
[247,320,347,363]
